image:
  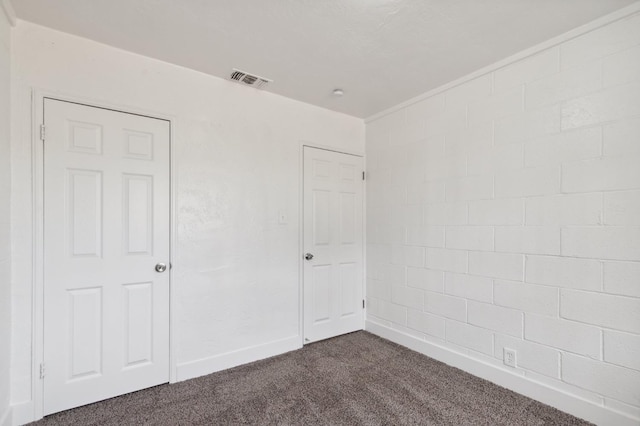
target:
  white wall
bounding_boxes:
[366,10,640,425]
[0,5,11,426]
[10,21,364,419]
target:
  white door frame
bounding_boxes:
[298,143,366,346]
[30,89,178,421]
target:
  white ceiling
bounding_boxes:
[12,0,638,118]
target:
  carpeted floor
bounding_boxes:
[34,331,591,425]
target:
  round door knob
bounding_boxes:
[304,253,314,260]
[155,263,167,273]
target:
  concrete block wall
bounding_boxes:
[10,22,364,421]
[366,11,640,423]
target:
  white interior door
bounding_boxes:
[43,99,170,415]
[303,146,364,343]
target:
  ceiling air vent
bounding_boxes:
[229,69,271,89]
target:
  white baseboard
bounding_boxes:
[0,406,11,426]
[9,401,32,426]
[176,335,302,382]
[366,320,639,426]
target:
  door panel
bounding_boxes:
[339,192,356,244]
[303,147,364,343]
[312,264,331,323]
[123,174,153,255]
[123,282,154,367]
[43,99,170,415]
[67,287,103,380]
[67,169,102,257]
[312,190,330,245]
[340,263,357,317]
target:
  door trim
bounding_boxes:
[30,89,178,422]
[298,143,366,346]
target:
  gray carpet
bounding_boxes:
[34,331,591,425]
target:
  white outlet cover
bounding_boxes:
[278,210,288,225]
[503,347,517,368]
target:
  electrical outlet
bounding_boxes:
[503,348,517,368]
[278,210,288,225]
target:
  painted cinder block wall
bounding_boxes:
[9,20,364,420]
[0,5,11,426]
[365,11,640,424]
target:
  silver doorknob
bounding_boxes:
[155,263,167,273]
[305,253,314,260]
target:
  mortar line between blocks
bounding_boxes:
[600,329,604,361]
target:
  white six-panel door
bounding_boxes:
[43,99,170,414]
[303,147,364,343]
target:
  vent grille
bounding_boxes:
[229,69,271,89]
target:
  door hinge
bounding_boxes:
[362,299,365,309]
[39,363,45,379]
[362,171,365,181]
[39,125,46,141]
